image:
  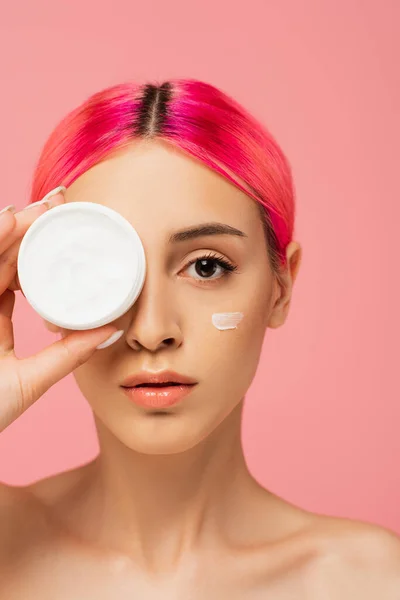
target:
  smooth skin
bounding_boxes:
[0,140,400,599]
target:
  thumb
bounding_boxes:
[19,326,123,402]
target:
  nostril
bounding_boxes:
[127,336,177,352]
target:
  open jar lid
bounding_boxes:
[18,202,146,330]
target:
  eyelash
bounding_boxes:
[183,252,238,283]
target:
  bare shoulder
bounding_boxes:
[0,466,85,554]
[314,515,400,563]
[26,463,89,506]
[0,480,31,525]
[0,481,39,559]
[306,515,400,598]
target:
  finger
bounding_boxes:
[11,199,51,240]
[0,201,56,296]
[21,187,66,213]
[0,189,66,257]
[0,289,15,355]
[17,326,121,405]
[4,191,66,294]
[0,208,17,255]
[8,271,22,293]
[0,236,26,296]
[43,189,66,209]
[6,189,65,247]
[0,202,50,294]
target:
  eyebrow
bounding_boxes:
[169,222,247,243]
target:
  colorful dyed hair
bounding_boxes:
[30,79,296,271]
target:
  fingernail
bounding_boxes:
[96,330,124,350]
[23,199,50,211]
[23,186,66,211]
[0,205,16,216]
[40,186,67,202]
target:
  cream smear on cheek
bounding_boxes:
[211,312,244,331]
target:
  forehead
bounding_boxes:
[66,140,263,242]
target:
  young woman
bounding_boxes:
[0,79,399,598]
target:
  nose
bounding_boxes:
[124,272,183,353]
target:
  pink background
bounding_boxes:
[0,1,399,533]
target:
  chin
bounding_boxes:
[120,434,204,456]
[112,413,212,455]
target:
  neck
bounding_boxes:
[70,401,262,570]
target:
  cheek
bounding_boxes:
[211,311,244,330]
[72,345,119,401]
[72,360,113,413]
[189,290,269,395]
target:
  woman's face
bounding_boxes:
[50,140,299,454]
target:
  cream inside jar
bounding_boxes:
[18,202,146,330]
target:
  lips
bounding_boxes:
[120,370,198,409]
[134,382,178,387]
[121,370,198,388]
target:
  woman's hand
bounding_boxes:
[0,193,120,433]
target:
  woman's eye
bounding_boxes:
[183,254,238,282]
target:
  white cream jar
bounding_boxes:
[18,202,146,330]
